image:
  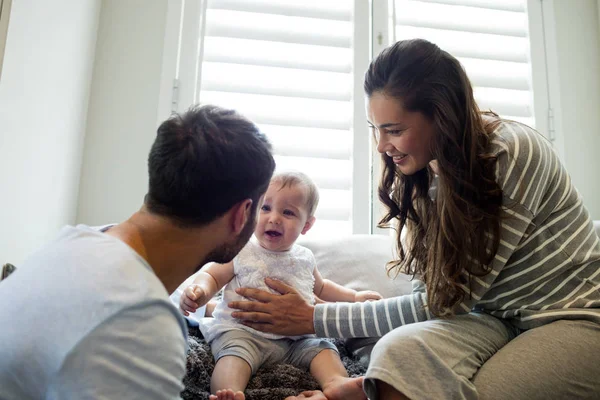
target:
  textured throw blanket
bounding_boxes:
[182,327,368,400]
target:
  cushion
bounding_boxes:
[298,234,413,299]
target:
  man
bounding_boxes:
[0,105,275,399]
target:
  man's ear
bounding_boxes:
[301,216,316,235]
[231,198,253,235]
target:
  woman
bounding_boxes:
[229,39,600,399]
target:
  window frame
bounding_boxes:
[157,0,554,237]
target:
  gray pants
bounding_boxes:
[210,328,337,375]
[363,313,600,400]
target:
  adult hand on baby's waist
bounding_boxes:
[229,277,316,336]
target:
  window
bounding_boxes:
[169,0,371,239]
[164,0,545,238]
[389,0,536,127]
[199,0,358,239]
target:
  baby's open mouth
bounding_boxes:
[265,230,282,237]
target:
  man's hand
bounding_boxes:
[179,284,209,316]
[355,290,383,302]
[229,278,316,336]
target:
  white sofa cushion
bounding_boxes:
[302,219,600,299]
[172,221,600,324]
[298,234,413,299]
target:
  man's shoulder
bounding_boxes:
[1,223,180,360]
[50,303,187,399]
[0,226,185,400]
[81,301,187,348]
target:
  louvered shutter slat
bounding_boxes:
[200,0,355,237]
[206,9,351,48]
[204,37,352,73]
[393,0,535,126]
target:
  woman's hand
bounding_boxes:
[229,278,316,336]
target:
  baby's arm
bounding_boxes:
[313,267,383,303]
[179,261,234,316]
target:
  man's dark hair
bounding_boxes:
[145,104,275,227]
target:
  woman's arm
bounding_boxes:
[230,278,428,338]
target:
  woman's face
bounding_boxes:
[366,91,435,176]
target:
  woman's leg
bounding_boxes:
[473,319,600,400]
[363,312,517,400]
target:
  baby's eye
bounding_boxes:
[283,209,296,217]
[261,205,271,212]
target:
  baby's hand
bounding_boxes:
[355,290,383,302]
[180,284,208,316]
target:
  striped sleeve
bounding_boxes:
[314,121,555,338]
[314,282,430,338]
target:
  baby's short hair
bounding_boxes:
[271,171,319,217]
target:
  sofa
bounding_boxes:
[2,222,599,399]
[175,220,600,399]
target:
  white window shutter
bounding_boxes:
[197,0,356,238]
[391,0,536,127]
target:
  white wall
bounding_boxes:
[76,0,168,225]
[552,0,600,219]
[0,0,100,265]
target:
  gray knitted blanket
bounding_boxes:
[181,327,367,400]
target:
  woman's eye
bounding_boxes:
[369,126,380,142]
[386,129,403,135]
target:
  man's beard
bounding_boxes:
[197,204,257,270]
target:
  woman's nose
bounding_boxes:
[376,133,389,154]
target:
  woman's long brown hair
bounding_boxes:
[365,39,503,316]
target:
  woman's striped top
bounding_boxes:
[314,120,600,338]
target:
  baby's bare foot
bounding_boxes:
[209,389,245,400]
[322,376,366,400]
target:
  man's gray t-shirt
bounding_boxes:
[0,225,188,399]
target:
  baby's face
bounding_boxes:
[255,183,311,252]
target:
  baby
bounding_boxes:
[180,172,382,400]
